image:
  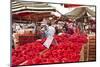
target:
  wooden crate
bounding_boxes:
[80,43,88,61]
[13,33,35,48]
[80,35,96,61]
[88,35,96,61]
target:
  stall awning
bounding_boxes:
[64,4,82,8]
[64,7,95,20]
[12,1,56,13]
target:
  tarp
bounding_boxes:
[65,7,95,20]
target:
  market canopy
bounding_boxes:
[12,1,56,13]
[12,1,57,22]
[65,7,95,20]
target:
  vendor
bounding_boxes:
[43,23,57,48]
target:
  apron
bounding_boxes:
[43,26,55,48]
[43,36,54,48]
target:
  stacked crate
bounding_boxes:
[13,33,35,48]
[88,35,96,61]
[19,34,35,45]
[80,34,96,61]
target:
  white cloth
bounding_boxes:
[43,26,55,48]
[43,36,54,48]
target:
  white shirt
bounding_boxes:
[47,26,55,36]
[43,26,55,48]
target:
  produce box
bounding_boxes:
[13,33,35,48]
[87,35,96,61]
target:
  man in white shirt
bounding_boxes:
[39,23,58,55]
[43,23,57,48]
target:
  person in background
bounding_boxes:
[41,24,48,39]
[63,22,68,33]
[35,23,42,39]
[67,21,74,35]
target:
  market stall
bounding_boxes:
[64,7,96,34]
[12,33,88,66]
[64,6,96,60]
[11,1,96,66]
[12,1,57,48]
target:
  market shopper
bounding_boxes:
[63,22,68,32]
[67,21,74,35]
